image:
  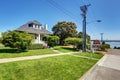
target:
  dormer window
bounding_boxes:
[33,24,35,28]
[34,25,39,29]
[38,26,41,30]
[28,21,42,29]
[28,23,33,27]
[35,25,37,28]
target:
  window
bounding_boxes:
[28,24,32,27]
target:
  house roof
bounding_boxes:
[93,40,101,44]
[16,20,52,34]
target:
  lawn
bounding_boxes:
[0,46,56,59]
[53,46,104,59]
[0,55,98,80]
[73,52,104,59]
[53,46,77,52]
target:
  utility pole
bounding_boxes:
[80,4,91,52]
[100,33,104,43]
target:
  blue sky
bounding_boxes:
[0,0,120,40]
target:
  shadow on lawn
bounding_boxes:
[61,47,78,51]
[0,48,27,53]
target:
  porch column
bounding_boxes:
[38,34,41,43]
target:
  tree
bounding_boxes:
[65,37,82,50]
[78,32,90,44]
[102,41,105,45]
[44,36,59,47]
[52,21,77,45]
[2,31,33,50]
[0,37,2,43]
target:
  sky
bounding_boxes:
[0,0,120,40]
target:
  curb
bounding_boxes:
[79,54,107,80]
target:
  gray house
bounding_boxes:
[16,20,51,44]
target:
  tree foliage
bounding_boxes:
[0,37,2,43]
[52,21,77,45]
[65,38,82,50]
[2,31,33,50]
[44,36,59,47]
[100,43,110,51]
[78,32,90,44]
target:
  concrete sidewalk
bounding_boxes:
[79,49,120,80]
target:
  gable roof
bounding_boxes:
[16,20,52,34]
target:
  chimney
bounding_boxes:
[44,24,48,30]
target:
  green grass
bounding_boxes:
[0,46,56,59]
[53,46,77,52]
[0,55,98,80]
[53,46,104,59]
[73,52,104,59]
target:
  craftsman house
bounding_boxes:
[16,20,51,44]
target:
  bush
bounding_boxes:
[0,38,2,43]
[100,43,110,51]
[114,46,120,49]
[100,45,105,51]
[104,44,110,49]
[65,38,82,50]
[94,51,102,54]
[27,44,43,50]
[2,31,33,50]
[44,36,59,47]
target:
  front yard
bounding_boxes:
[0,55,98,80]
[0,45,104,80]
[0,46,56,59]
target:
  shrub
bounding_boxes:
[114,46,117,49]
[44,36,59,47]
[100,43,110,51]
[104,44,110,49]
[94,51,102,54]
[114,46,120,49]
[0,37,2,43]
[65,38,82,50]
[2,31,33,50]
[27,44,43,50]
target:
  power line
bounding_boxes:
[81,0,86,5]
[45,0,80,23]
[85,0,97,21]
[74,0,80,7]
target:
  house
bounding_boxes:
[16,20,51,44]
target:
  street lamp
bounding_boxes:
[80,4,91,52]
[97,20,101,22]
[100,33,104,42]
[87,20,102,24]
[80,4,101,52]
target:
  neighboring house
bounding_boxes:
[16,20,51,44]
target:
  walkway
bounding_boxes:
[0,49,101,64]
[0,52,75,64]
[79,49,120,80]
